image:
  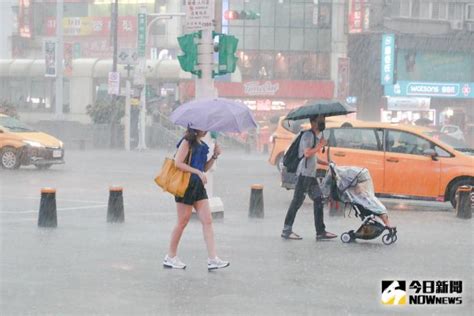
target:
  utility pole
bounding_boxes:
[136,6,148,151]
[55,0,64,119]
[110,0,119,147]
[135,11,185,151]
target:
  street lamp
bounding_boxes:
[135,11,185,151]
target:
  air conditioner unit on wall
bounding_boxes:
[467,22,474,32]
[450,20,463,30]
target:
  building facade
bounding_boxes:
[348,0,474,135]
[2,0,186,123]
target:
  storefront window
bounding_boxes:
[226,0,332,81]
[243,27,259,50]
[260,0,275,27]
[318,3,332,28]
[274,28,290,51]
[275,1,290,27]
[290,2,305,27]
[259,27,275,50]
[274,52,289,79]
[411,0,420,18]
[290,28,304,51]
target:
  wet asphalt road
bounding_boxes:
[1,149,472,315]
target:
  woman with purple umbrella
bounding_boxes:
[163,98,257,271]
[163,127,229,271]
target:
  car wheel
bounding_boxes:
[449,179,474,209]
[1,147,21,170]
[35,164,53,170]
[276,153,284,173]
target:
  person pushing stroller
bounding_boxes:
[281,115,337,241]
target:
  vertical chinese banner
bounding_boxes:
[348,0,369,34]
[64,43,73,77]
[337,57,350,100]
[44,40,57,77]
[381,34,395,85]
[18,0,32,38]
[137,12,147,58]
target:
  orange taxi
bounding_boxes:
[269,117,474,207]
[0,114,64,169]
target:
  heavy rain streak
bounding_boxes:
[0,1,472,315]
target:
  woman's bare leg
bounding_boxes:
[168,202,193,257]
[194,199,217,259]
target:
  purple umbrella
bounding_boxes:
[170,98,258,133]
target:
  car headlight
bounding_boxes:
[23,140,44,148]
[59,141,64,148]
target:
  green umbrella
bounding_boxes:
[285,101,355,120]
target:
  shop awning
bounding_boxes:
[8,59,34,77]
[0,60,14,77]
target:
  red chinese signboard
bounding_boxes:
[348,0,369,33]
[180,80,334,100]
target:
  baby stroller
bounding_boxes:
[321,163,397,245]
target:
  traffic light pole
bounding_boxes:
[55,0,64,120]
[196,29,216,99]
[195,28,222,214]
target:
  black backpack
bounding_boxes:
[282,130,316,173]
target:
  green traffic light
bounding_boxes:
[218,34,239,74]
[177,33,199,75]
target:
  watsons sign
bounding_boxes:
[385,81,474,99]
[407,83,458,96]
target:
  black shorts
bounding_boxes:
[175,178,208,205]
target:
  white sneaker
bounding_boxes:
[163,255,186,269]
[207,256,230,271]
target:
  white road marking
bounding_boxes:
[2,197,105,204]
[0,204,108,214]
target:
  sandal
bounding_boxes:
[281,232,303,240]
[316,231,338,240]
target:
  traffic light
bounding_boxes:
[177,32,200,76]
[216,34,239,75]
[224,10,260,20]
[224,10,240,20]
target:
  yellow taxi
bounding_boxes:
[0,114,64,169]
[269,116,474,207]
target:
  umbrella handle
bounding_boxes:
[327,144,331,164]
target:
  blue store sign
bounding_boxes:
[385,81,474,99]
[381,34,395,85]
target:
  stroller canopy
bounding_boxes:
[321,165,387,215]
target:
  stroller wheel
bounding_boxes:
[341,232,352,243]
[382,233,395,245]
[391,234,398,243]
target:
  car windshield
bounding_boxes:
[424,131,473,152]
[0,116,35,133]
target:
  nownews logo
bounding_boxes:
[381,281,407,305]
[381,280,463,306]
